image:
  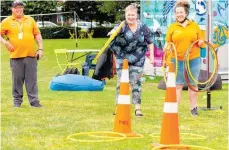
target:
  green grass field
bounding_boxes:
[1,39,228,150]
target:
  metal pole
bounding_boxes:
[207,91,211,108]
[206,0,211,109]
[74,11,78,47]
[206,0,215,110]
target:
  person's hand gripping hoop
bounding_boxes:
[162,42,178,84]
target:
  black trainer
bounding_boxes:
[30,102,43,108]
[191,107,198,116]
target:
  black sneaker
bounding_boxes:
[191,107,198,116]
[30,102,43,108]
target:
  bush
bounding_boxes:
[39,26,114,39]
[40,27,80,39]
[90,27,113,38]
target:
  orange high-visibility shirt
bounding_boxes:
[1,15,40,58]
[165,20,203,60]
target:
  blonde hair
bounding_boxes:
[125,3,138,14]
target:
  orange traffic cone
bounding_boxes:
[113,59,139,137]
[160,62,180,144]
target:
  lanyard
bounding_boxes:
[15,20,23,33]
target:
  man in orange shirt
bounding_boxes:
[0,0,43,108]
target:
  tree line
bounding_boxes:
[1,1,139,23]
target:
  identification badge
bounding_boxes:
[18,32,23,39]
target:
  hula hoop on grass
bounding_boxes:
[67,131,126,142]
[162,42,178,84]
[184,40,218,85]
[87,133,144,139]
[149,133,206,140]
[152,144,214,150]
[88,134,125,139]
[126,133,144,139]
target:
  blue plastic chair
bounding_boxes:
[82,54,97,76]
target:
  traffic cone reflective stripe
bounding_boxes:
[160,62,180,144]
[118,92,130,105]
[163,102,178,113]
[120,70,129,82]
[166,62,176,88]
[166,72,176,87]
[118,62,130,104]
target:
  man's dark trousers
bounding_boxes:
[10,57,39,106]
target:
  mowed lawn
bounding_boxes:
[1,38,228,150]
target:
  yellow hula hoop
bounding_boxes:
[162,42,178,84]
[67,131,126,143]
[88,133,144,139]
[88,134,124,139]
[152,144,214,150]
[95,21,125,60]
[162,50,168,84]
[126,133,144,139]
[149,133,206,140]
[185,40,218,85]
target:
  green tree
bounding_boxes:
[97,1,140,22]
[1,1,13,18]
[23,1,58,22]
[0,1,58,21]
[63,1,113,28]
[63,1,94,21]
[23,1,58,14]
[1,1,58,15]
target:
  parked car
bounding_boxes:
[101,22,115,27]
[36,21,58,28]
[70,21,97,31]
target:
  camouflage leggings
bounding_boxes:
[116,60,143,104]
